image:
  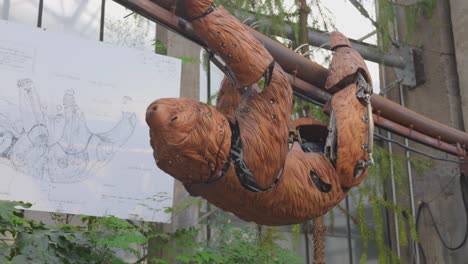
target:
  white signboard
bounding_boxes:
[0,20,180,222]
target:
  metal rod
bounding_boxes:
[371,96,468,148]
[304,223,311,264]
[206,202,211,244]
[234,10,407,69]
[380,50,401,257]
[391,2,419,261]
[2,0,10,20]
[100,0,106,41]
[207,54,211,103]
[372,113,463,157]
[357,30,377,42]
[345,197,354,264]
[399,85,420,264]
[37,0,44,28]
[112,0,468,155]
[383,76,402,261]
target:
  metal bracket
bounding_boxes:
[393,46,425,88]
[325,111,337,166]
[356,72,372,100]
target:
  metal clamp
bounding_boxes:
[355,72,374,168]
[325,111,338,166]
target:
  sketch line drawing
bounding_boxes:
[0,78,136,183]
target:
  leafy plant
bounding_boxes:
[154,39,168,55]
[149,227,222,264]
[205,214,302,264]
[0,200,223,264]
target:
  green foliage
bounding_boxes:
[348,143,429,263]
[154,39,168,55]
[217,0,334,46]
[164,197,203,217]
[105,14,154,49]
[0,201,129,263]
[150,227,222,264]
[202,50,210,73]
[0,201,32,237]
[0,200,224,264]
[348,0,436,51]
[0,200,302,264]
[290,224,301,251]
[293,99,329,122]
[205,215,302,264]
[374,0,396,51]
[403,0,437,42]
[374,0,437,50]
[179,56,201,65]
[356,195,368,264]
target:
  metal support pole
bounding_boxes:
[37,0,44,28]
[207,54,211,103]
[382,73,402,259]
[2,0,10,20]
[387,117,402,259]
[345,197,354,264]
[100,0,106,41]
[357,30,377,42]
[304,223,311,264]
[392,2,420,262]
[399,85,420,264]
[231,9,406,69]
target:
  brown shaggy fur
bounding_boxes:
[190,6,274,86]
[186,143,345,226]
[331,83,369,188]
[175,0,213,21]
[146,98,345,225]
[146,2,371,225]
[235,63,292,188]
[146,99,231,184]
[215,77,261,124]
[325,32,372,93]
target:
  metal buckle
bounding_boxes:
[355,72,372,103]
[325,111,337,166]
[355,72,374,168]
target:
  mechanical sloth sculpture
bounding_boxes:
[146,0,374,225]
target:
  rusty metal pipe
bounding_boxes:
[287,74,331,103]
[114,0,204,45]
[137,0,330,88]
[371,96,468,147]
[250,29,329,88]
[373,113,464,157]
[285,74,464,156]
[113,0,468,152]
[230,9,407,69]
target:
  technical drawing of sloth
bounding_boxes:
[0,78,136,183]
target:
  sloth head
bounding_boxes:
[146,98,231,184]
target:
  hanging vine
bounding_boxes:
[350,0,437,50]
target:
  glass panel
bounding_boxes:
[41,0,102,40]
[0,0,39,26]
[104,0,156,51]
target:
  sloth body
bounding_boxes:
[146,0,373,225]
